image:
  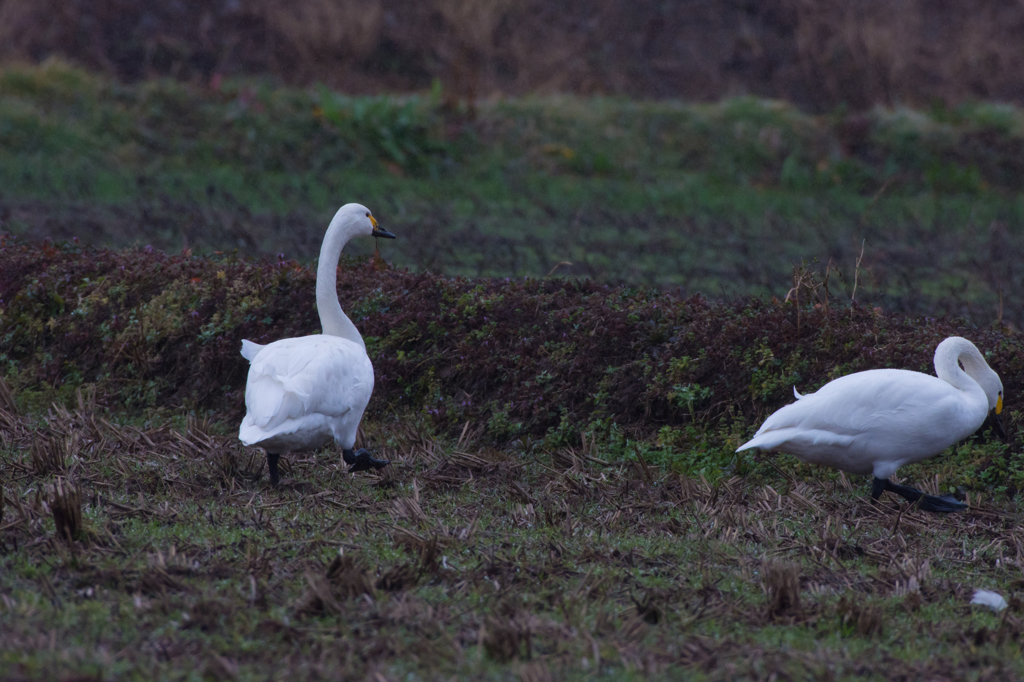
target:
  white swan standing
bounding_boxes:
[238,203,395,485]
[737,336,1004,512]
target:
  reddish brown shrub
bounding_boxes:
[1,234,1020,446]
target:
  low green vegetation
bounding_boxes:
[3,62,1024,325]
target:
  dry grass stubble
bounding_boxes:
[2,390,1024,678]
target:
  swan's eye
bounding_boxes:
[366,212,370,217]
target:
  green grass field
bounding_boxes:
[5,62,1024,680]
[4,62,1024,325]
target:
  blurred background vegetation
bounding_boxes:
[1,0,1024,326]
[4,0,1024,108]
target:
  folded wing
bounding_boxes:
[737,369,975,476]
[239,335,374,445]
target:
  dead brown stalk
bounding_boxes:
[764,559,801,617]
[32,434,75,477]
[49,477,83,544]
[786,259,844,331]
[851,238,865,317]
[0,376,17,415]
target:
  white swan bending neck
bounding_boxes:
[734,335,1003,483]
[935,336,998,408]
[316,207,366,350]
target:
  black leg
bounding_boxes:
[872,477,967,513]
[343,448,389,473]
[871,477,885,501]
[267,452,281,487]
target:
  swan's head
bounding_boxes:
[977,368,1004,416]
[974,366,1006,439]
[944,336,1004,416]
[965,355,1003,416]
[336,203,396,240]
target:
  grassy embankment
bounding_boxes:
[4,62,1024,324]
[4,63,1024,679]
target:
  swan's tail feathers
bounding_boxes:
[238,419,264,446]
[736,430,799,453]
[737,427,855,453]
[239,392,306,444]
[241,339,266,362]
[793,386,804,400]
[736,436,763,453]
[245,374,309,431]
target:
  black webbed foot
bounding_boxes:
[343,448,390,473]
[914,493,969,513]
[872,477,968,514]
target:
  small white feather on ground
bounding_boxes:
[970,589,1008,612]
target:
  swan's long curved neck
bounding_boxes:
[316,212,365,350]
[934,337,986,394]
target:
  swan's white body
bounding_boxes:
[737,337,1003,480]
[238,203,383,457]
[238,335,373,453]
